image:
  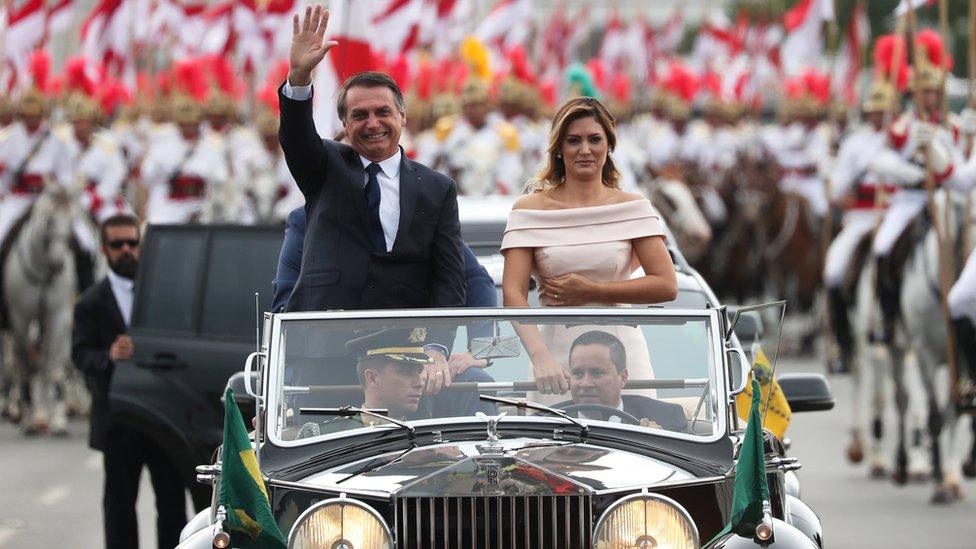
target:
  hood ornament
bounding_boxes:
[475,411,507,453]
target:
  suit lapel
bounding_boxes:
[393,156,419,254]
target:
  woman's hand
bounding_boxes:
[541,273,597,306]
[530,352,571,395]
[289,4,339,85]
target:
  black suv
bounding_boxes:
[109,225,282,508]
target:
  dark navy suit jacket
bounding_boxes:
[272,206,496,312]
[279,85,465,312]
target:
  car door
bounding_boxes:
[111,225,282,504]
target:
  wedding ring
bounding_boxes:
[436,371,444,377]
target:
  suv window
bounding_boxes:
[200,231,281,335]
[134,231,207,331]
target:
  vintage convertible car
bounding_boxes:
[178,305,831,549]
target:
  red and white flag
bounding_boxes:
[655,7,684,55]
[47,0,76,36]
[3,0,48,92]
[895,0,936,16]
[371,0,425,57]
[832,2,869,106]
[475,0,531,52]
[312,0,380,138]
[781,0,835,75]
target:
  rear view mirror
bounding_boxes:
[777,373,835,412]
[470,336,522,360]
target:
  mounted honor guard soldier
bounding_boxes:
[140,93,228,224]
[431,78,522,196]
[823,79,899,373]
[869,31,958,343]
[61,94,131,224]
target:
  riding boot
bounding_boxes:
[828,287,854,374]
[876,258,901,344]
[73,248,95,294]
[953,317,976,414]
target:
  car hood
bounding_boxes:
[294,438,696,497]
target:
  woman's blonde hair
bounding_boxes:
[526,96,621,192]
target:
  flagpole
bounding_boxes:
[819,0,842,374]
[905,4,961,407]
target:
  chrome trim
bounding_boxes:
[591,491,700,548]
[592,474,729,496]
[268,478,392,500]
[286,495,392,548]
[264,308,730,449]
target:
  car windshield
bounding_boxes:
[267,310,722,446]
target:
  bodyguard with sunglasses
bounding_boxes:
[71,214,186,549]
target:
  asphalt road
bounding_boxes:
[0,356,974,549]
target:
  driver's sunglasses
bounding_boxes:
[107,239,140,250]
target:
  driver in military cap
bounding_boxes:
[318,327,495,434]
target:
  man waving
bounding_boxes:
[279,4,465,391]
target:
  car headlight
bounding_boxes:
[592,492,699,549]
[288,496,392,549]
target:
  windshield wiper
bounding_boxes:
[300,406,416,444]
[479,395,589,442]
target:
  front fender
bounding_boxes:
[786,495,823,548]
[707,518,819,548]
[179,506,213,545]
[174,522,221,549]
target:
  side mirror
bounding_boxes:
[223,371,256,406]
[777,373,835,412]
[727,347,749,395]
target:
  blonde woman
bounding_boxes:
[501,97,677,400]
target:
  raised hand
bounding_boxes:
[289,4,339,86]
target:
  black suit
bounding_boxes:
[278,85,466,312]
[72,278,186,549]
[559,395,688,433]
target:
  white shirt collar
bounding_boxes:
[359,148,402,180]
[107,269,134,292]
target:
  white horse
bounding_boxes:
[1,181,80,435]
[846,254,929,481]
[645,177,713,264]
[898,191,976,503]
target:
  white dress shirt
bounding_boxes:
[107,270,134,327]
[283,81,402,252]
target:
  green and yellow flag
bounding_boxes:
[735,346,792,440]
[219,388,287,549]
[708,377,771,546]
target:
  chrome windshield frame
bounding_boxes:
[263,307,728,449]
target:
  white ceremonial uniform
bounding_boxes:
[871,112,958,257]
[436,115,523,196]
[945,145,976,323]
[489,111,546,177]
[0,122,75,246]
[234,140,302,223]
[823,124,891,288]
[140,131,229,224]
[645,120,681,172]
[681,120,728,224]
[769,122,831,218]
[62,126,132,223]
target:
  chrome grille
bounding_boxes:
[395,495,592,549]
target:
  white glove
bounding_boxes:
[912,122,936,148]
[868,149,926,186]
[962,108,976,136]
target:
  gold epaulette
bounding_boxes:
[497,122,520,152]
[93,131,120,154]
[434,115,458,142]
[52,123,74,142]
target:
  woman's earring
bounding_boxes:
[556,153,562,159]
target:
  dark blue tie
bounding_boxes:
[364,163,386,252]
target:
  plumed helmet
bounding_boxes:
[65,93,102,122]
[460,79,490,106]
[861,79,896,113]
[171,93,203,125]
[17,87,48,118]
[255,110,278,138]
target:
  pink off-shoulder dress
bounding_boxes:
[500,199,666,403]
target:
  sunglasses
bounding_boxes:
[107,239,140,250]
